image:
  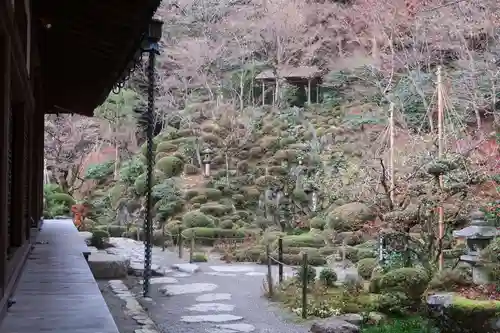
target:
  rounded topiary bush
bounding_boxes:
[191,195,208,204]
[200,204,233,217]
[182,211,215,228]
[106,225,127,237]
[47,192,75,206]
[191,252,208,262]
[156,141,177,154]
[220,220,234,229]
[357,258,378,279]
[310,216,327,230]
[295,265,316,284]
[379,267,429,300]
[134,170,165,195]
[182,227,246,245]
[319,268,337,286]
[90,229,110,249]
[203,188,223,201]
[156,156,184,177]
[282,233,325,248]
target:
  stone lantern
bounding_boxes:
[453,210,500,284]
[202,146,213,177]
[304,182,319,212]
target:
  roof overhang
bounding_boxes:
[33,0,161,116]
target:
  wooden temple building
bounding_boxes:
[255,66,323,106]
[0,0,161,330]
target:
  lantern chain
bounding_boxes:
[143,48,155,297]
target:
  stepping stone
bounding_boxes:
[140,277,178,284]
[206,329,236,333]
[206,272,237,277]
[196,293,232,302]
[172,263,200,273]
[209,266,254,273]
[217,323,256,332]
[180,314,243,323]
[171,272,191,278]
[159,283,218,296]
[186,303,235,312]
[244,272,265,276]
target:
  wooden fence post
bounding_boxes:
[301,252,308,319]
[178,229,183,259]
[278,237,283,283]
[189,237,195,263]
[266,243,273,297]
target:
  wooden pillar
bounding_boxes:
[24,111,32,240]
[0,30,12,297]
[30,109,43,228]
[10,102,27,248]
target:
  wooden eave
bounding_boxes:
[33,0,161,116]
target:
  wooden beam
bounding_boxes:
[0,32,11,298]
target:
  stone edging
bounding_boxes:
[108,280,160,333]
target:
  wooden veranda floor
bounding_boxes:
[0,219,120,333]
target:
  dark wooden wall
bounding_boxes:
[0,0,44,321]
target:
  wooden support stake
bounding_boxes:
[301,252,308,319]
[266,244,273,297]
[189,237,195,263]
[389,102,395,205]
[437,66,444,271]
[278,237,283,283]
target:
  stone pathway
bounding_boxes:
[99,236,358,333]
[131,263,309,333]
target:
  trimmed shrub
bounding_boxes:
[191,252,208,262]
[282,233,325,248]
[106,225,127,237]
[319,268,337,286]
[357,258,378,279]
[295,265,316,284]
[200,204,233,217]
[220,220,234,229]
[156,141,177,154]
[379,267,429,300]
[191,195,208,204]
[310,216,327,230]
[90,229,110,249]
[155,156,184,177]
[203,188,223,201]
[182,227,246,245]
[47,192,75,206]
[182,211,215,228]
